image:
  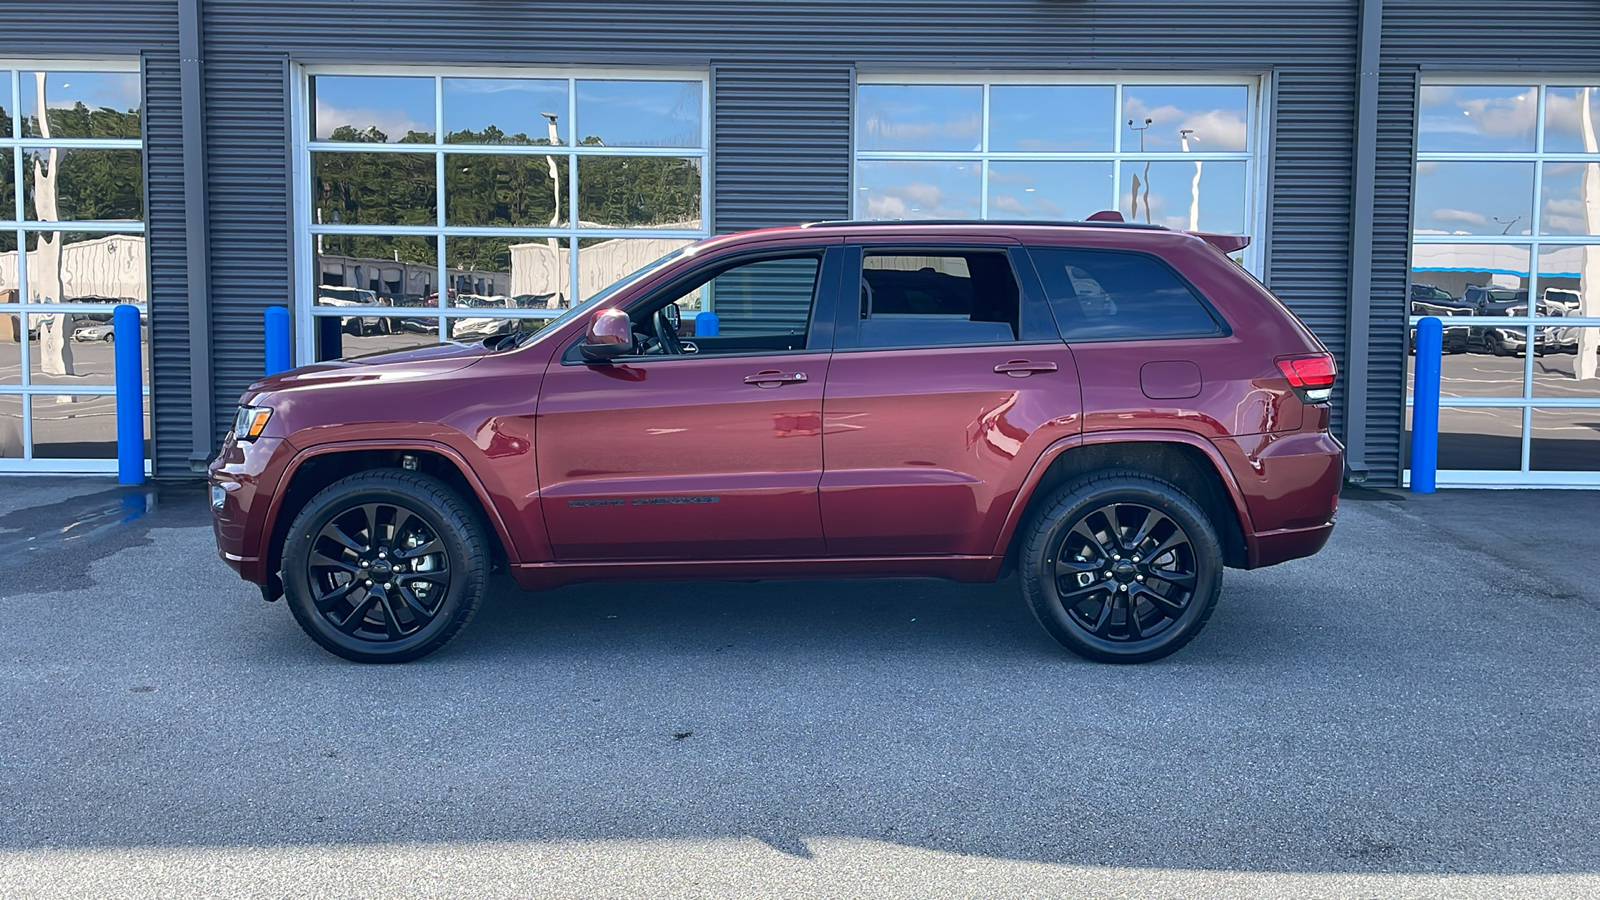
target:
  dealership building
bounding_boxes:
[2,0,1598,486]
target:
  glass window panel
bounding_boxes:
[1420,339,1527,400]
[575,80,702,149]
[575,156,701,229]
[1,149,13,219]
[19,71,141,140]
[30,393,119,459]
[444,78,568,145]
[1413,162,1533,236]
[577,236,695,303]
[989,85,1115,152]
[315,315,440,360]
[443,235,540,307]
[857,84,983,152]
[1119,159,1247,233]
[690,255,821,340]
[987,161,1114,221]
[1411,243,1529,309]
[26,309,142,387]
[312,152,436,227]
[1535,244,1599,317]
[446,313,545,343]
[1405,406,1523,471]
[1530,407,1600,471]
[1121,85,1250,152]
[0,394,19,459]
[1532,327,1600,398]
[0,319,16,384]
[24,232,147,303]
[1542,87,1600,154]
[856,160,980,220]
[1,229,15,296]
[311,75,434,143]
[23,148,144,222]
[0,72,11,137]
[1539,161,1600,236]
[316,234,437,305]
[445,153,568,228]
[1417,85,1536,153]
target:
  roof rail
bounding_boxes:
[798,218,1169,231]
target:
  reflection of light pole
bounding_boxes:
[1493,215,1521,235]
[1180,128,1201,231]
[542,111,563,308]
[1127,117,1153,223]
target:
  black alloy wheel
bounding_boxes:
[282,470,489,663]
[1020,471,1223,663]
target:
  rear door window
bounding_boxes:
[1028,247,1223,341]
[857,250,1021,347]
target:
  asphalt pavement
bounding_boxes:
[0,478,1597,899]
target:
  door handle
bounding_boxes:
[994,360,1058,377]
[744,370,808,388]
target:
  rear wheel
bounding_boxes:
[281,469,489,663]
[1019,471,1223,663]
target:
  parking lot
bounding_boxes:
[1,479,1597,899]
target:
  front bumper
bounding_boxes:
[208,433,294,584]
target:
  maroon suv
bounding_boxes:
[210,220,1342,664]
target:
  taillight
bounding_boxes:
[1276,354,1337,403]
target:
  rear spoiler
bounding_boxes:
[1085,210,1250,253]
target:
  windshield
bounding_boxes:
[1482,289,1526,302]
[511,244,699,347]
[1414,285,1452,300]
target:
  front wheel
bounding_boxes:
[1019,471,1224,663]
[281,469,489,663]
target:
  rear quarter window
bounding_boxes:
[1028,247,1224,341]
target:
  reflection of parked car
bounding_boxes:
[213,219,1344,666]
[1542,288,1582,315]
[1408,283,1471,353]
[72,323,115,342]
[317,286,393,335]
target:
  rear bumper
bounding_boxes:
[1246,521,1336,569]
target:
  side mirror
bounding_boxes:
[579,308,633,362]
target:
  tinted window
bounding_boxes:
[1029,248,1220,340]
[858,251,1019,347]
[639,254,822,355]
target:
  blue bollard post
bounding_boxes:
[113,304,144,485]
[1410,316,1442,493]
[264,306,291,375]
[694,310,719,337]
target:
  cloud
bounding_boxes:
[992,195,1025,213]
[1542,197,1595,234]
[315,101,431,141]
[1434,208,1489,226]
[863,179,977,219]
[1541,89,1600,149]
[1121,98,1248,151]
[861,113,981,151]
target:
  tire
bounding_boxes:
[281,469,490,663]
[104,333,114,344]
[1019,470,1224,664]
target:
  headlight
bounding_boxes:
[233,405,274,441]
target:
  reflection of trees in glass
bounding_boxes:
[28,100,141,140]
[30,148,143,221]
[577,141,699,227]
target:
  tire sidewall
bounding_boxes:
[1023,478,1223,663]
[282,476,482,663]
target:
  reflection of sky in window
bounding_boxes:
[1121,85,1249,151]
[1540,162,1600,236]
[313,76,434,142]
[575,81,701,148]
[858,85,982,152]
[19,72,141,116]
[444,79,568,144]
[1418,85,1536,152]
[1544,87,1600,153]
[1414,162,1533,235]
[0,73,10,125]
[857,161,980,219]
[988,162,1115,220]
[989,86,1114,151]
[1120,160,1246,232]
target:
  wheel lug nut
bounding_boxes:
[365,579,373,586]
[1113,554,1121,561]
[1119,584,1128,591]
[379,551,387,558]
[384,582,393,589]
[1136,574,1145,582]
[1132,556,1141,563]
